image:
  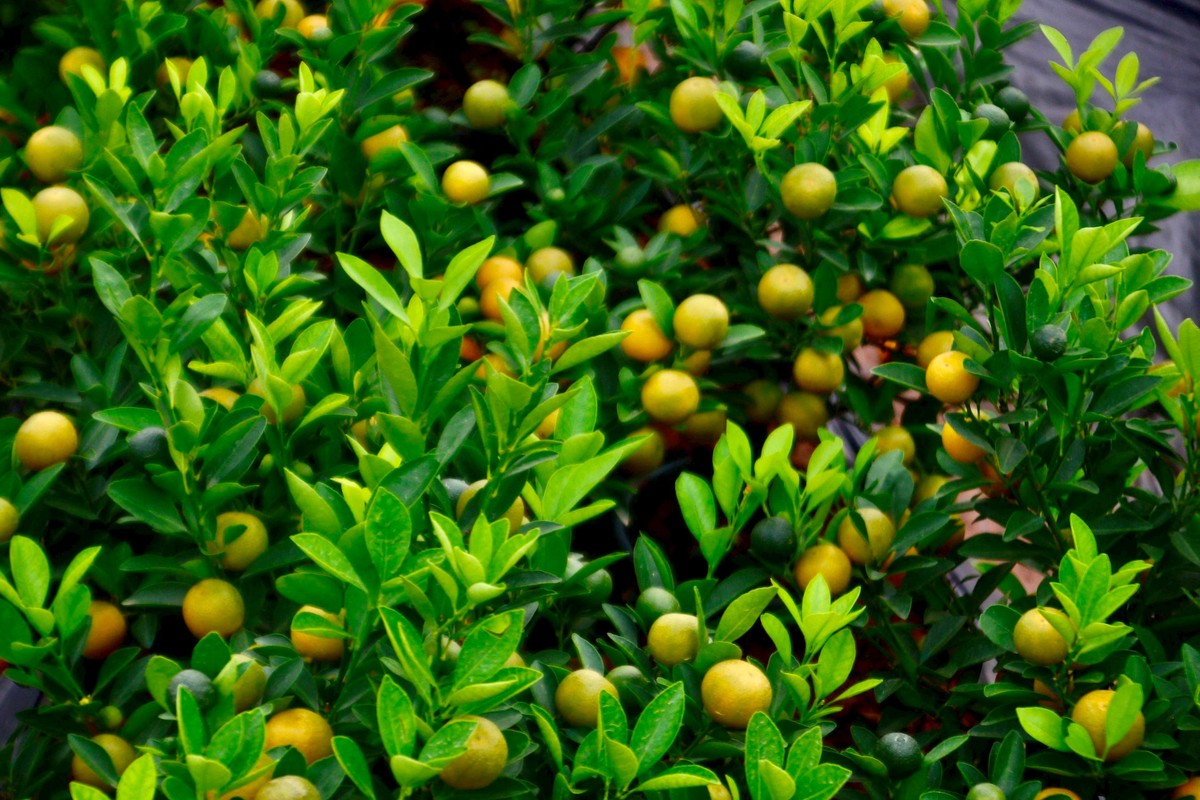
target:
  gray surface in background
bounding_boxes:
[0,679,38,743]
[1007,0,1200,327]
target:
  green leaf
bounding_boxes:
[1160,159,1200,211]
[374,327,418,418]
[206,714,261,783]
[1104,682,1143,760]
[541,448,627,523]
[126,103,157,169]
[630,681,685,774]
[758,759,796,799]
[205,416,267,484]
[878,215,932,240]
[815,628,855,697]
[2,188,37,238]
[786,726,823,774]
[761,101,812,139]
[172,295,227,354]
[605,738,640,791]
[11,537,49,609]
[389,754,438,788]
[1089,376,1161,417]
[1064,721,1099,760]
[638,279,676,337]
[333,737,377,800]
[86,178,144,245]
[990,730,1025,791]
[1114,290,1149,332]
[419,719,475,766]
[281,320,335,384]
[284,470,342,537]
[379,607,436,704]
[265,298,320,343]
[338,252,409,322]
[873,362,929,393]
[1068,515,1097,562]
[995,272,1027,353]
[71,784,111,800]
[745,712,786,799]
[377,676,416,758]
[108,480,188,536]
[634,764,719,791]
[69,734,122,789]
[291,534,367,593]
[90,258,135,319]
[1040,25,1074,68]
[292,609,349,640]
[633,536,675,592]
[121,296,163,342]
[58,547,101,602]
[979,604,1020,651]
[358,68,432,110]
[176,685,206,756]
[793,763,851,800]
[0,600,33,663]
[598,687,629,742]
[1017,706,1067,750]
[15,464,64,512]
[714,586,777,643]
[453,608,524,691]
[145,655,182,708]
[913,21,961,47]
[380,211,423,280]
[439,236,495,311]
[530,705,563,771]
[365,489,411,581]
[185,756,231,796]
[509,63,542,106]
[445,676,534,710]
[1074,264,1121,285]
[925,734,969,762]
[761,612,792,665]
[676,472,716,538]
[93,407,162,432]
[961,240,1005,286]
[551,332,629,374]
[398,141,438,193]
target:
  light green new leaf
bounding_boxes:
[1017,706,1068,750]
[338,252,409,322]
[11,537,50,610]
[439,236,495,311]
[115,756,157,800]
[381,210,423,279]
[634,764,719,792]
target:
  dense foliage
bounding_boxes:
[1,1,1199,799]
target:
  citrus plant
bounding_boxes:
[1,0,1199,799]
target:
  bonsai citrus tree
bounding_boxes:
[0,0,1198,799]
